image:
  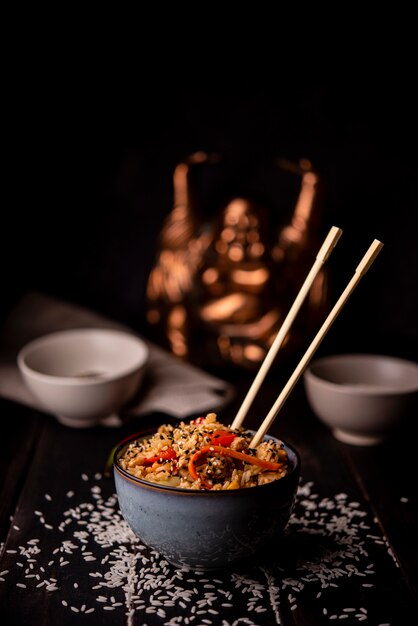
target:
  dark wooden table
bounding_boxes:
[1,367,417,625]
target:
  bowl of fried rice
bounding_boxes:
[113,412,300,569]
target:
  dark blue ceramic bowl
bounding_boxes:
[114,431,301,570]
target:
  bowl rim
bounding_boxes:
[17,328,149,386]
[304,353,418,395]
[113,427,301,495]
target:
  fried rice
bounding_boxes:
[117,412,289,490]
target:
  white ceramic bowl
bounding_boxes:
[303,354,418,445]
[18,328,149,428]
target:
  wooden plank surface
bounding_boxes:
[0,384,417,625]
[0,401,42,542]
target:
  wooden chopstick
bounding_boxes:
[249,238,384,447]
[231,225,343,430]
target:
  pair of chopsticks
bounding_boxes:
[230,226,383,447]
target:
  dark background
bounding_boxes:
[3,66,418,364]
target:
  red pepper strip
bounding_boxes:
[188,445,285,490]
[209,430,237,447]
[143,447,177,466]
[190,416,205,425]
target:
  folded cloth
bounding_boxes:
[0,292,234,423]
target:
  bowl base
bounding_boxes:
[55,413,120,428]
[332,428,386,446]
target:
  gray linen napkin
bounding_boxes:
[0,292,234,423]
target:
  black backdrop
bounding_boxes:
[3,72,418,363]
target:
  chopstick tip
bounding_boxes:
[356,238,384,275]
[317,225,343,262]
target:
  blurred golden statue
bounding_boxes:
[147,153,328,369]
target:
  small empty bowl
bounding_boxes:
[304,353,418,445]
[18,328,149,428]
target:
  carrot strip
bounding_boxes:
[188,445,285,490]
[201,445,284,470]
[188,450,212,489]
